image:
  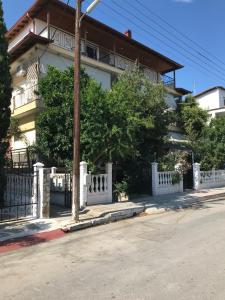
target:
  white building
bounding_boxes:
[7,0,190,156]
[195,86,225,119]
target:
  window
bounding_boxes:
[223,97,225,106]
[86,44,98,60]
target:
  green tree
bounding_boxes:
[177,95,208,147]
[36,66,171,170]
[196,116,225,170]
[0,0,12,198]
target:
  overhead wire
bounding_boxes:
[101,1,225,83]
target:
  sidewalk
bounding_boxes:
[1,187,225,244]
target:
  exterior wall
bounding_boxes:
[218,89,225,108]
[196,89,220,110]
[84,65,111,89]
[13,129,36,150]
[34,19,47,36]
[40,51,112,89]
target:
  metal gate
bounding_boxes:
[183,167,194,190]
[0,167,39,222]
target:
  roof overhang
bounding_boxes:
[175,87,192,96]
[9,32,51,63]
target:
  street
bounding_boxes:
[1,199,225,300]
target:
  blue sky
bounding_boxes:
[2,0,225,94]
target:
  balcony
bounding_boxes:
[11,85,41,117]
[48,27,158,83]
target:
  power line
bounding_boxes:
[96,6,222,84]
[135,0,225,69]
[102,1,225,83]
[125,0,225,75]
[108,0,225,81]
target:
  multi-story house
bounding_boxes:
[7,0,189,154]
[195,86,225,120]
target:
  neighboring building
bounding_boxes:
[7,0,189,153]
[195,86,225,120]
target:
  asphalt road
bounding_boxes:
[1,198,225,300]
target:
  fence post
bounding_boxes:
[175,163,183,193]
[51,167,57,175]
[151,162,158,196]
[106,162,113,203]
[80,161,88,208]
[34,162,50,218]
[193,163,201,190]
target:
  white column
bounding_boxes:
[106,162,113,203]
[175,163,183,193]
[80,161,88,208]
[193,163,201,190]
[151,162,158,196]
[33,162,44,218]
[51,167,57,175]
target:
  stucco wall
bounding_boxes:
[40,51,112,89]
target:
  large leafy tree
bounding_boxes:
[196,116,225,170]
[0,0,12,197]
[36,66,171,171]
[177,95,208,148]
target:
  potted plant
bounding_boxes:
[114,180,129,202]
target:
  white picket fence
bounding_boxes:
[193,163,225,190]
[152,163,183,196]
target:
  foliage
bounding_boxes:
[8,117,22,140]
[36,66,172,171]
[0,0,12,198]
[171,172,182,185]
[195,116,225,170]
[158,150,191,174]
[113,180,129,194]
[177,95,208,146]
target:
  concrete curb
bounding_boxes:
[61,206,145,232]
[59,192,225,233]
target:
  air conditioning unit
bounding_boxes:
[16,64,27,77]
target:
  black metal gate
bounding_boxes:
[0,166,39,222]
[183,167,194,190]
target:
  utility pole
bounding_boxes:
[72,0,101,222]
[72,0,82,222]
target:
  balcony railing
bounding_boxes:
[49,27,158,83]
[161,74,175,89]
[12,84,39,111]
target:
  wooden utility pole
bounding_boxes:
[72,0,82,222]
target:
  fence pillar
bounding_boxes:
[34,162,50,218]
[175,163,184,193]
[106,162,113,203]
[151,162,158,196]
[51,167,57,175]
[193,163,201,190]
[80,161,88,208]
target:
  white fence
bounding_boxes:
[152,162,183,196]
[193,163,225,190]
[50,162,113,207]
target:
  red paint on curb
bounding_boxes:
[0,229,65,254]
